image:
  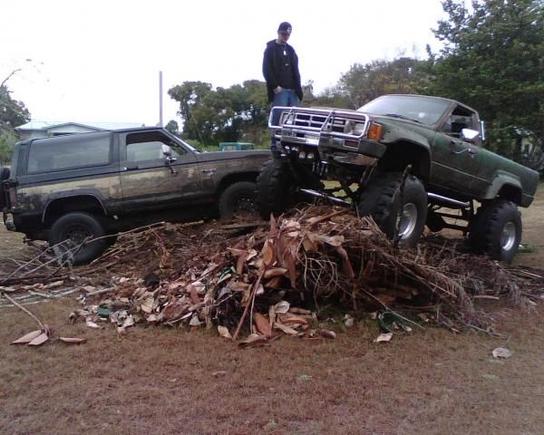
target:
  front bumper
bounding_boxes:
[3,212,15,231]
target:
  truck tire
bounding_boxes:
[218,181,257,220]
[467,200,521,263]
[255,159,295,219]
[358,172,427,247]
[49,212,108,265]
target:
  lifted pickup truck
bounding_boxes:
[1,127,269,264]
[256,94,539,262]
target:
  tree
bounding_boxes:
[0,70,31,162]
[164,120,180,137]
[168,80,269,145]
[334,57,432,109]
[430,0,544,158]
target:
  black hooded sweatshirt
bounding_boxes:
[262,39,303,103]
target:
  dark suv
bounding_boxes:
[1,127,269,264]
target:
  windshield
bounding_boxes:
[358,95,451,125]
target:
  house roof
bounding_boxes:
[16,120,145,131]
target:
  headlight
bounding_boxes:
[299,151,306,159]
[353,123,366,135]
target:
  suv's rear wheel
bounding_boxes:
[358,172,428,247]
[219,181,257,220]
[255,159,296,219]
[467,200,521,263]
[49,212,108,265]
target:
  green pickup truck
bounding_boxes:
[256,94,540,262]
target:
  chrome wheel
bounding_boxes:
[398,203,418,239]
[500,221,517,251]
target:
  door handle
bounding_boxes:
[123,162,139,171]
[201,168,216,175]
[449,140,475,156]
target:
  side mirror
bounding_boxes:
[161,144,172,157]
[161,144,177,174]
[461,128,480,142]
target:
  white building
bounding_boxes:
[16,120,145,141]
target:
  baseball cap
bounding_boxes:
[278,22,292,34]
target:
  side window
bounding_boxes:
[125,132,184,162]
[28,134,111,173]
[441,106,479,140]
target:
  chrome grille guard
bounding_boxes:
[268,106,370,145]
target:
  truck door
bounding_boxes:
[431,105,488,197]
[119,131,202,211]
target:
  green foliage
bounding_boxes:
[0,80,30,162]
[164,119,180,137]
[168,80,269,145]
[336,58,432,109]
[0,84,30,131]
[0,129,17,163]
[430,0,544,156]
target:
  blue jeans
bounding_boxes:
[271,89,300,150]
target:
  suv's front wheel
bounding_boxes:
[49,212,108,265]
[358,172,428,247]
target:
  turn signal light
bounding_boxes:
[367,122,384,141]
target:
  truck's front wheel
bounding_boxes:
[49,212,108,265]
[468,200,521,263]
[255,159,296,219]
[358,172,428,247]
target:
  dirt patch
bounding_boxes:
[1,299,544,434]
[1,185,543,433]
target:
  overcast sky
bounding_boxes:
[1,0,446,127]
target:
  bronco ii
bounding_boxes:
[256,94,539,263]
[1,127,269,264]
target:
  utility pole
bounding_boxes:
[159,70,163,127]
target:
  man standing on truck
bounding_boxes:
[263,21,303,154]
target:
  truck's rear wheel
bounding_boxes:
[49,212,108,265]
[468,200,521,263]
[255,159,296,219]
[358,172,427,247]
[218,181,257,220]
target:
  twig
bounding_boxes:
[1,291,46,329]
[233,268,265,340]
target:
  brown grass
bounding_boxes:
[2,298,544,434]
[1,184,544,434]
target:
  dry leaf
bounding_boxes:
[140,296,154,314]
[86,320,101,329]
[375,332,393,343]
[11,330,42,345]
[319,329,337,339]
[59,337,86,344]
[238,333,268,348]
[28,332,49,346]
[273,322,299,336]
[289,307,312,315]
[217,325,232,340]
[254,313,272,337]
[261,240,275,267]
[492,347,512,359]
[189,314,202,327]
[264,267,288,279]
[274,301,290,314]
[278,313,308,326]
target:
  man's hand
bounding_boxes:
[274,86,283,94]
